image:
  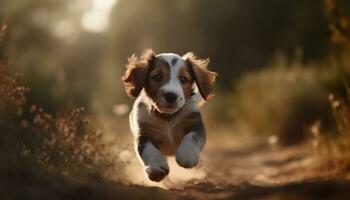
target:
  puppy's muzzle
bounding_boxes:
[163,92,178,104]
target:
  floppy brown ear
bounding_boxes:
[122,49,155,98]
[183,52,218,101]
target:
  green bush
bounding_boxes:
[204,55,343,145]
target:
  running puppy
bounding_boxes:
[122,49,217,182]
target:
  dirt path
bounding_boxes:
[133,140,346,200]
[100,136,348,200]
[4,137,350,200]
[173,142,350,199]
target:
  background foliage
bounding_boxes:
[2,0,350,198]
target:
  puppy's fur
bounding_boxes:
[122,49,217,182]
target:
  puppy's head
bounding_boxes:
[122,49,217,114]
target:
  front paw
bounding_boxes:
[176,144,200,168]
[145,162,169,182]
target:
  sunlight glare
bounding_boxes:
[53,19,76,39]
[81,0,119,33]
[113,104,129,116]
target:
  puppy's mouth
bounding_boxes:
[156,103,180,114]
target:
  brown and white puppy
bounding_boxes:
[122,49,217,182]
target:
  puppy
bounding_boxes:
[122,49,217,182]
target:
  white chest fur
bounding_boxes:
[129,94,199,155]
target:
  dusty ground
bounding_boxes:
[178,141,350,200]
[3,132,350,200]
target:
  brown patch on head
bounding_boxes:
[178,66,194,100]
[144,58,171,102]
[122,49,155,98]
[171,57,178,65]
[183,52,218,100]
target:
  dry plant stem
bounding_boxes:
[0,60,119,181]
[325,0,350,48]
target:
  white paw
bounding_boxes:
[145,160,169,182]
[176,142,200,168]
[140,141,169,182]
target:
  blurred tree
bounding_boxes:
[0,0,339,112]
[111,0,331,88]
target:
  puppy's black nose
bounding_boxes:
[164,92,177,103]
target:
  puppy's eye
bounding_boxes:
[152,74,162,82]
[179,76,188,84]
